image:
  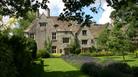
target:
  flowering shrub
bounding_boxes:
[62,54,98,68]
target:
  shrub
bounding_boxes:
[92,51,113,57]
[50,53,62,58]
[101,62,132,77]
[134,50,138,58]
[81,62,102,77]
[132,66,138,77]
[37,49,50,58]
[26,38,37,60]
[9,35,32,77]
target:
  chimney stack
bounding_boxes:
[46,8,50,17]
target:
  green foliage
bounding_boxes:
[37,49,50,58]
[92,51,113,57]
[45,38,52,53]
[0,33,17,77]
[69,37,81,55]
[26,38,37,59]
[81,61,135,77]
[12,11,36,36]
[0,0,48,18]
[132,66,138,77]
[0,33,35,77]
[134,50,138,58]
[81,62,102,77]
[9,35,32,77]
[97,26,110,51]
[50,53,62,58]
[101,62,132,77]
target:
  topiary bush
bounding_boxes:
[81,62,102,77]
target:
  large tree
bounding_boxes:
[0,0,48,18]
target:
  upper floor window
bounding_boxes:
[91,40,94,43]
[39,22,47,26]
[63,38,69,43]
[82,40,87,45]
[82,30,87,35]
[52,32,56,40]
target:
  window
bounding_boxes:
[82,40,87,44]
[82,30,87,35]
[91,40,94,43]
[30,33,34,39]
[63,38,69,43]
[52,32,56,40]
[39,22,46,26]
[52,46,56,53]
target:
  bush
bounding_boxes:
[81,61,134,77]
[50,53,62,58]
[37,49,50,58]
[9,35,32,77]
[132,66,138,77]
[92,51,113,57]
[81,62,102,77]
[101,62,132,77]
[134,50,138,58]
[26,38,37,60]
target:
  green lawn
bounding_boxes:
[32,58,88,77]
[96,55,138,66]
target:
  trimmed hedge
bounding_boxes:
[81,62,136,77]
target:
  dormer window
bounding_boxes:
[39,22,47,26]
[82,30,87,35]
[68,23,72,27]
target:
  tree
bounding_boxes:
[12,11,36,36]
[69,35,81,54]
[0,0,48,18]
[97,25,110,51]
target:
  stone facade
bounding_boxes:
[24,9,105,54]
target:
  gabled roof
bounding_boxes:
[25,14,105,38]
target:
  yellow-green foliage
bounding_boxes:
[37,49,50,58]
[50,53,62,58]
[92,51,113,57]
[134,50,138,57]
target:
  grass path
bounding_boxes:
[33,58,88,77]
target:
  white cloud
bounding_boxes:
[39,0,64,16]
[98,1,114,24]
[48,0,64,15]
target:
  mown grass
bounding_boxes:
[96,54,138,66]
[32,58,88,77]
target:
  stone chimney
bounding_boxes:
[45,8,50,17]
[36,10,40,17]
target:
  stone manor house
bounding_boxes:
[24,8,105,54]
